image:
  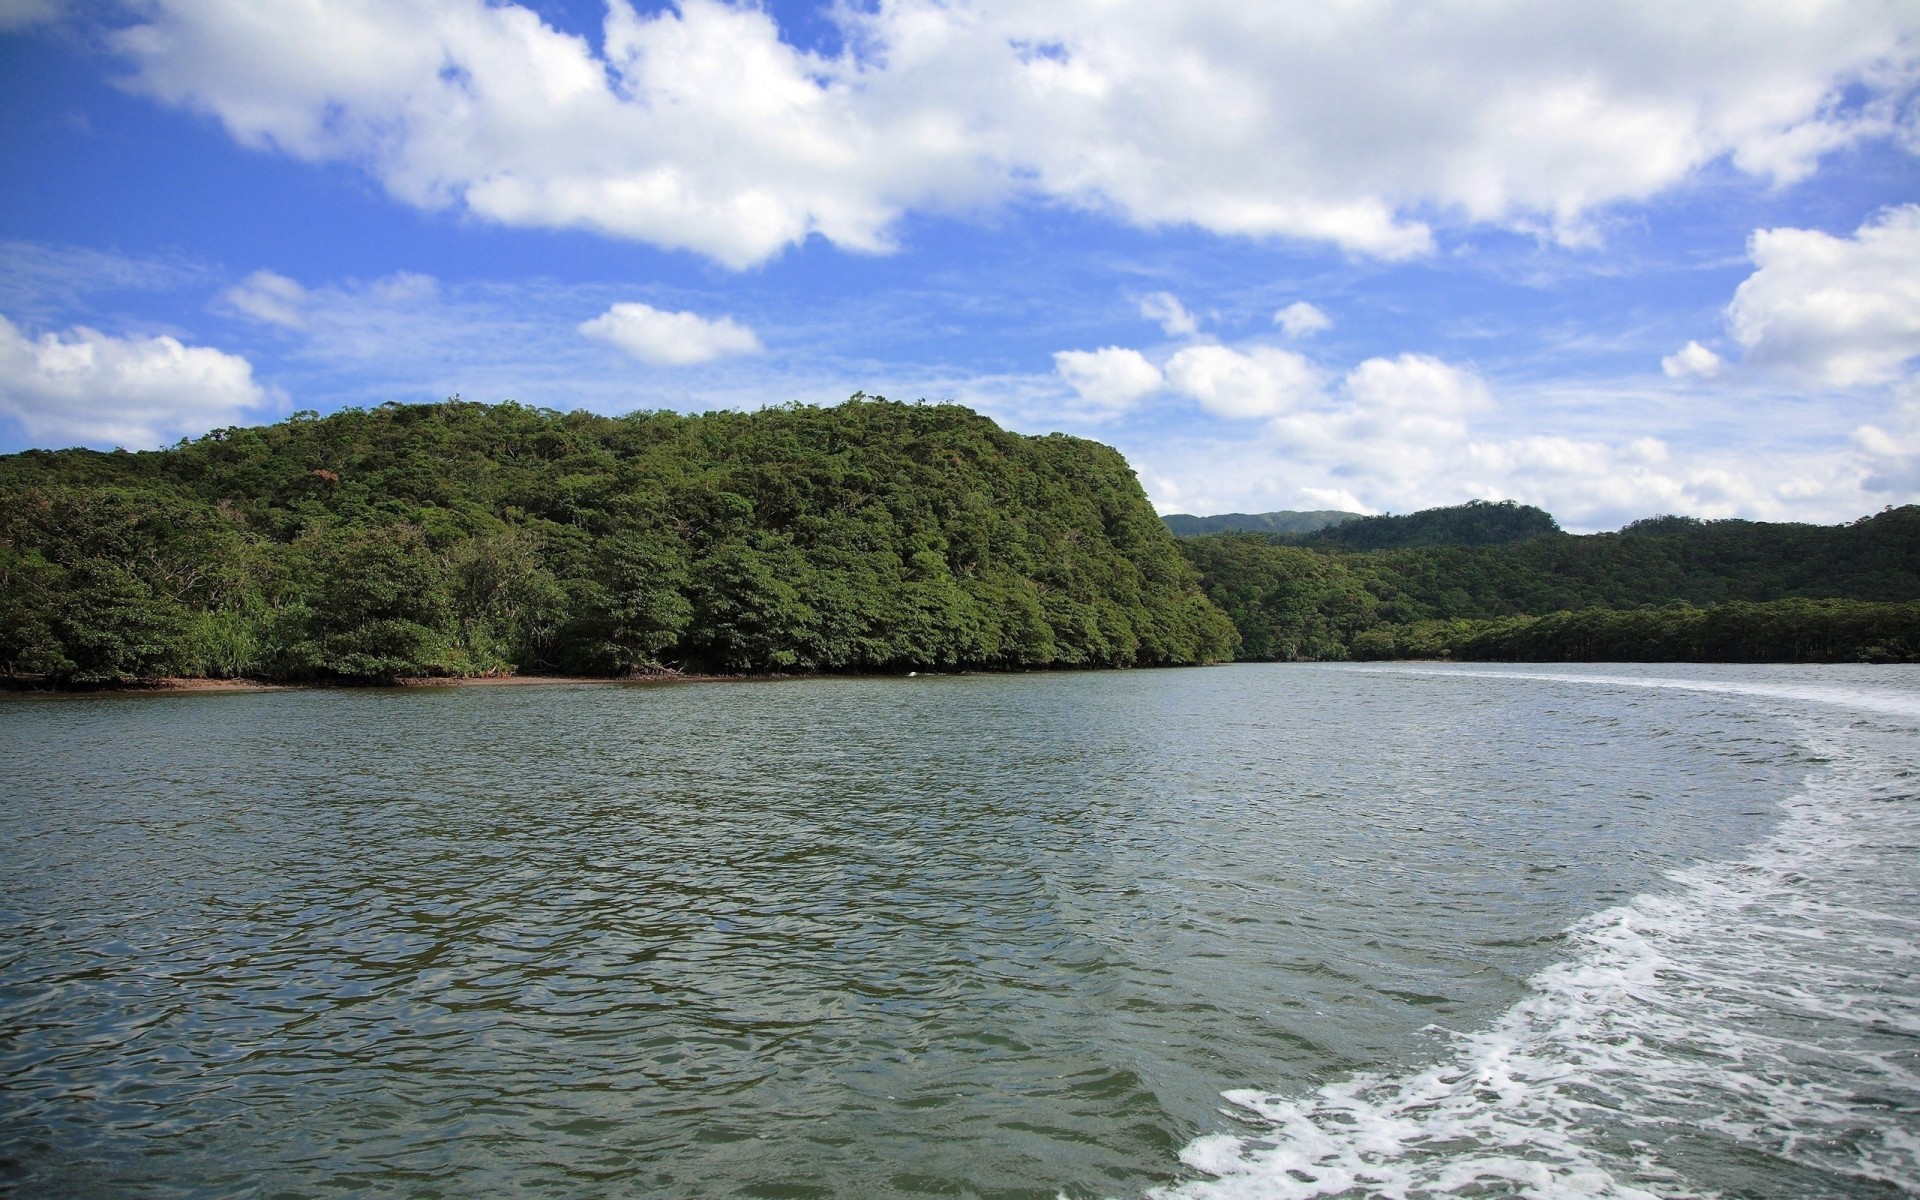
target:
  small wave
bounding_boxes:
[1155,705,1920,1199]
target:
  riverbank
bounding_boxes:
[0,670,781,696]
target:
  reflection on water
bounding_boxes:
[0,665,1863,1196]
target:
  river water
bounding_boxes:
[1,663,1914,1198]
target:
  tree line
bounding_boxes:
[1178,506,1920,664]
[0,398,1236,684]
[5,396,1913,685]
[1348,601,1920,664]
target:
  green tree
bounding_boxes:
[276,525,452,681]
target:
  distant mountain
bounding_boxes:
[1163,499,1560,548]
[1176,502,1920,663]
[1160,509,1360,536]
[1303,499,1563,550]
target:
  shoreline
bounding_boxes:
[0,671,780,697]
[4,656,1901,698]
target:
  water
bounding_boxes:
[0,663,1914,1197]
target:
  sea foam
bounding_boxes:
[1155,672,1920,1199]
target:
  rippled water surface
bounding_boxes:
[3,664,1915,1197]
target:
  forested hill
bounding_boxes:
[1159,509,1358,537]
[0,398,1237,684]
[1178,506,1920,663]
[1300,499,1562,549]
[1162,499,1560,547]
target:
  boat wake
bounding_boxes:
[1156,676,1920,1199]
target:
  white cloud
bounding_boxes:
[1344,353,1490,415]
[1852,387,1920,495]
[1053,346,1162,411]
[187,264,793,415]
[1126,350,1920,530]
[369,272,439,304]
[104,0,1920,267]
[1138,292,1199,337]
[1273,301,1331,338]
[0,315,275,447]
[110,0,921,270]
[579,301,762,366]
[1165,344,1321,418]
[1267,353,1490,463]
[1297,486,1371,515]
[1726,205,1920,386]
[226,269,437,331]
[224,269,308,327]
[1661,340,1724,379]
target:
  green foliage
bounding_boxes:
[0,545,69,678]
[1341,505,1920,619]
[1300,499,1563,550]
[273,525,452,681]
[1349,601,1920,664]
[1181,504,1920,664]
[1178,535,1368,661]
[0,397,1231,684]
[1161,509,1359,537]
[50,562,194,684]
[446,528,570,671]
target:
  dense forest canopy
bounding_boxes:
[1159,509,1358,537]
[1160,500,1561,547]
[0,398,1236,683]
[1344,600,1920,664]
[1178,506,1920,664]
[4,397,1914,684]
[1295,499,1564,550]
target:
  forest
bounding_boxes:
[0,398,1236,684]
[1158,509,1356,537]
[1177,502,1920,664]
[3,400,1914,685]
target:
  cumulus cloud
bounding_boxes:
[103,0,1920,267]
[1124,349,1920,530]
[1344,354,1490,416]
[1267,353,1490,464]
[1138,292,1199,337]
[1727,205,1920,386]
[579,302,762,366]
[1850,386,1920,495]
[1273,302,1331,338]
[1164,345,1321,419]
[1662,340,1724,379]
[0,315,275,447]
[1053,346,1162,411]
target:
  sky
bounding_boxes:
[1,1,1917,531]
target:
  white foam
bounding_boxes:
[1153,680,1920,1199]
[1366,664,1920,724]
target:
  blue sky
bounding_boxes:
[2,0,1917,530]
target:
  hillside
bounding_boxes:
[0,398,1236,684]
[1301,499,1562,549]
[1163,499,1559,547]
[1178,506,1920,663]
[1160,509,1358,537]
